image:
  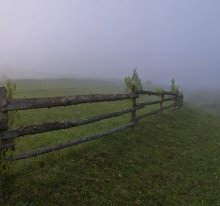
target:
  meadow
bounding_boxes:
[2,79,220,206]
[184,89,220,115]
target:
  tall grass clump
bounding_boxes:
[170,78,179,93]
[124,68,143,92]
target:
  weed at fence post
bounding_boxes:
[131,85,137,123]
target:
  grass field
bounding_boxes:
[2,79,220,205]
[185,89,220,116]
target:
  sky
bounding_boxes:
[0,0,220,89]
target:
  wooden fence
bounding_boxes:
[0,86,183,161]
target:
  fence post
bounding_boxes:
[131,85,137,123]
[182,94,184,106]
[175,91,179,108]
[0,87,9,203]
[0,87,9,150]
[160,91,164,111]
[180,94,184,107]
[0,87,14,152]
[0,87,7,129]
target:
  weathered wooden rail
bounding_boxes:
[0,86,183,161]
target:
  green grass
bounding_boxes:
[2,79,220,205]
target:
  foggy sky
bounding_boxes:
[1,0,220,89]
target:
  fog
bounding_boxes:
[1,0,220,89]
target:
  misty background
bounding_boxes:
[0,0,220,90]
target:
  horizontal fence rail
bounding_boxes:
[6,122,136,160]
[136,103,176,120]
[1,93,138,112]
[138,97,175,107]
[0,86,183,161]
[136,90,177,96]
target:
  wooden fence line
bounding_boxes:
[0,105,144,141]
[0,86,183,161]
[0,97,175,141]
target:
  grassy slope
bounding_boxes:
[2,80,220,205]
